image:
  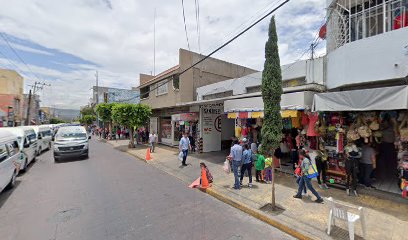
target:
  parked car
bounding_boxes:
[53,126,90,162]
[32,125,52,154]
[0,129,20,192]
[5,126,38,171]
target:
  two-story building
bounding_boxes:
[0,69,24,127]
[137,48,257,146]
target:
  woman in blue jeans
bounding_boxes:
[293,150,323,203]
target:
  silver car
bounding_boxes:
[53,126,90,162]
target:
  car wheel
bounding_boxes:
[6,171,17,190]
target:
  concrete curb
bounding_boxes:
[107,142,315,240]
[204,187,315,240]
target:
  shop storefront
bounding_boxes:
[224,91,317,171]
[171,112,199,146]
[313,85,408,196]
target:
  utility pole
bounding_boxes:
[26,81,51,125]
[95,70,100,127]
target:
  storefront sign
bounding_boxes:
[201,104,223,152]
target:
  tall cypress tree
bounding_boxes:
[261,16,282,209]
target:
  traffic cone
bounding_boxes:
[146,148,152,161]
[200,168,210,189]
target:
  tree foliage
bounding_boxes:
[111,103,152,148]
[50,118,65,124]
[261,16,283,156]
[80,115,96,125]
[80,106,95,116]
[261,16,283,209]
[95,103,115,122]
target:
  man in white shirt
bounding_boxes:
[179,132,192,166]
[149,132,157,153]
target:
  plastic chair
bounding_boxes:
[327,197,366,240]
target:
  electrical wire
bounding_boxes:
[0,49,27,74]
[0,33,43,82]
[115,0,290,104]
[181,0,191,51]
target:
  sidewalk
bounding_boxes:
[107,140,407,240]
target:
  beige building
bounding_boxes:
[0,69,24,126]
[137,49,257,145]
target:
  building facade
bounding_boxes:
[0,69,24,127]
[137,48,258,146]
[92,86,140,106]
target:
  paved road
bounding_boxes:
[0,139,294,240]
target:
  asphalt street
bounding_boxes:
[0,139,294,240]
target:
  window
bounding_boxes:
[6,141,19,156]
[156,80,168,96]
[172,75,180,90]
[202,91,233,100]
[0,144,8,162]
[140,86,150,99]
[246,86,261,94]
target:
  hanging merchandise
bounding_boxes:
[256,118,263,127]
[307,112,320,137]
[301,111,309,126]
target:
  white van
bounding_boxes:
[54,126,90,162]
[32,125,52,154]
[0,129,19,192]
[5,127,38,171]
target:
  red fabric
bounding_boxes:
[239,112,248,119]
[307,113,319,137]
[394,13,408,30]
[301,112,309,126]
[241,127,249,137]
[337,133,344,153]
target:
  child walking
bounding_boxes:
[255,153,265,182]
[264,158,273,184]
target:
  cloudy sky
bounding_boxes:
[0,0,326,109]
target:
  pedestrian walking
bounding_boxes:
[149,132,157,153]
[294,158,307,196]
[229,139,243,190]
[315,147,329,189]
[240,144,253,188]
[255,153,265,182]
[293,150,324,203]
[179,132,192,166]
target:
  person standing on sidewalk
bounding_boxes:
[255,153,265,182]
[240,144,253,188]
[230,139,243,190]
[293,150,324,203]
[179,132,192,166]
[359,142,376,188]
[149,132,157,153]
[345,144,361,196]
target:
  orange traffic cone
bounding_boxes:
[146,148,152,161]
[200,168,210,189]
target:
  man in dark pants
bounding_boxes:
[179,132,192,166]
[359,142,377,188]
[345,144,361,196]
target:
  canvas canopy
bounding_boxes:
[313,85,408,112]
[224,91,315,113]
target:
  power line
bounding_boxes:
[115,0,290,103]
[0,49,26,74]
[0,33,43,82]
[181,0,191,50]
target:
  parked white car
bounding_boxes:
[32,125,52,154]
[5,127,38,171]
[0,129,19,192]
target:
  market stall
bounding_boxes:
[313,85,408,195]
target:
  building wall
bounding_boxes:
[326,28,408,89]
[0,69,24,95]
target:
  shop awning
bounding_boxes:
[224,91,316,113]
[313,85,408,112]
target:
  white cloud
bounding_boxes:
[0,0,327,109]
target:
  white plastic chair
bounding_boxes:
[327,197,366,240]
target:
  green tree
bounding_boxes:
[80,106,95,116]
[111,103,152,148]
[261,16,283,209]
[49,118,65,124]
[80,114,96,126]
[95,103,115,132]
